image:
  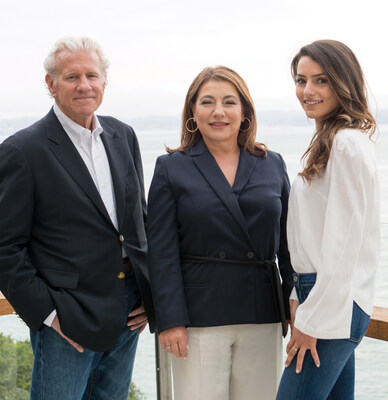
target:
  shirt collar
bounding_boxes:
[53,103,103,138]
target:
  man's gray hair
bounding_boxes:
[44,37,110,82]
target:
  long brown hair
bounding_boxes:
[167,66,267,156]
[291,40,376,183]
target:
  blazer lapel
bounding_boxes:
[233,149,258,197]
[190,139,251,241]
[99,121,126,231]
[44,110,112,226]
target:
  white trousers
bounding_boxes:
[171,323,282,400]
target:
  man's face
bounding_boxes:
[45,50,106,129]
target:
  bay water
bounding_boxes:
[0,123,387,398]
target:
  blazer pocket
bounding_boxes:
[184,283,206,288]
[38,267,79,289]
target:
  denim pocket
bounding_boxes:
[293,273,317,304]
[297,282,315,303]
[348,302,370,343]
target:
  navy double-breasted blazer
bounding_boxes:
[0,109,155,351]
[147,138,293,333]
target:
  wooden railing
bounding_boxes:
[365,306,388,341]
[0,293,15,316]
[1,293,387,400]
[2,294,387,340]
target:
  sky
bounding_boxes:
[1,0,387,120]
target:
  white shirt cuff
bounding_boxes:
[289,287,299,301]
[44,310,57,327]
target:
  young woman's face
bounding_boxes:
[295,56,339,126]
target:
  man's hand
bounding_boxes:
[127,304,148,334]
[51,315,84,353]
[160,326,188,359]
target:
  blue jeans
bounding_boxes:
[276,272,370,400]
[30,273,141,400]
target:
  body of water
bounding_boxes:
[0,123,387,398]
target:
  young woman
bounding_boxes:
[147,66,293,400]
[276,40,380,400]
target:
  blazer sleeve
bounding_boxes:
[0,142,55,330]
[147,156,190,332]
[278,155,294,319]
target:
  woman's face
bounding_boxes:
[193,80,244,149]
[295,56,339,126]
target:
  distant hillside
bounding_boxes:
[1,109,388,138]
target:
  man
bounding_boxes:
[0,37,155,399]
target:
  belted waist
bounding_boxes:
[123,257,131,273]
[182,254,287,337]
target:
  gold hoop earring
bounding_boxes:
[240,118,251,133]
[186,117,198,133]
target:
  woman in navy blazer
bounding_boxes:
[147,66,294,399]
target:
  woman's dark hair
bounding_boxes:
[291,40,376,182]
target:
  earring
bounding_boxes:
[186,117,199,133]
[240,118,251,132]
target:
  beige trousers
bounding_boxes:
[171,323,282,400]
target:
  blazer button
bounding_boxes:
[247,251,254,259]
[119,235,124,242]
[219,251,226,259]
[117,272,126,279]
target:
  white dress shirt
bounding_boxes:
[44,103,120,327]
[53,103,118,229]
[288,128,380,339]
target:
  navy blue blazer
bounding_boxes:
[0,109,155,351]
[147,138,293,333]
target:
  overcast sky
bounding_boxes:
[1,0,387,120]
